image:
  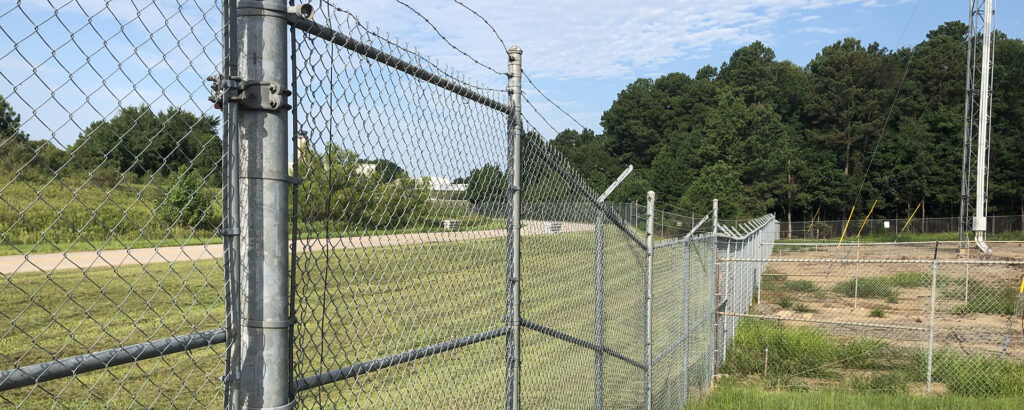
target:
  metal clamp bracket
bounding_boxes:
[216,227,241,237]
[237,0,314,21]
[238,81,292,111]
[242,316,296,330]
[242,171,302,185]
[207,75,291,111]
[207,75,240,110]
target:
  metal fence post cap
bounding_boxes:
[508,45,523,55]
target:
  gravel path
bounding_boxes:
[0,221,593,274]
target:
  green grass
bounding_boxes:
[784,280,820,293]
[869,307,886,318]
[690,381,1024,410]
[949,283,1020,315]
[887,271,935,288]
[718,319,1024,398]
[793,303,816,313]
[0,173,506,256]
[0,229,652,408]
[761,273,786,291]
[832,277,900,303]
[719,320,888,382]
[778,296,794,309]
[930,351,1024,396]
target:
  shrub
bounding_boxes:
[159,167,215,229]
[869,307,885,318]
[778,296,794,309]
[930,350,1024,396]
[832,277,899,303]
[762,274,786,291]
[794,303,816,313]
[784,280,820,293]
[719,320,891,381]
[950,284,1018,316]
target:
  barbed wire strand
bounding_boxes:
[392,0,506,76]
[448,0,633,177]
[329,2,504,92]
[852,0,923,208]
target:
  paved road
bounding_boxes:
[0,221,592,274]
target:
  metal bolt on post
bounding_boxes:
[644,191,655,410]
[505,45,523,410]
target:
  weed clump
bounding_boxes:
[794,303,816,313]
[832,278,900,303]
[869,307,885,318]
[950,284,1017,316]
[784,280,820,293]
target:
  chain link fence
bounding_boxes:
[782,215,1024,240]
[721,241,1024,398]
[4,1,1020,408]
[0,0,226,407]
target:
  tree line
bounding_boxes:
[548,22,1024,223]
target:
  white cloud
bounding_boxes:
[797,27,841,34]
[333,0,905,82]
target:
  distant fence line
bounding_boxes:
[780,215,1024,239]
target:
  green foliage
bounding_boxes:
[372,159,407,184]
[784,280,820,293]
[950,284,1018,316]
[887,271,946,288]
[294,143,436,231]
[464,163,505,205]
[158,166,216,229]
[0,94,28,143]
[719,320,887,381]
[832,278,900,303]
[0,170,218,253]
[679,161,744,218]
[794,303,816,313]
[551,25,1024,222]
[71,105,220,176]
[777,296,794,309]
[930,350,1024,396]
[869,306,886,318]
[716,319,1024,401]
[690,382,1024,409]
[762,273,786,291]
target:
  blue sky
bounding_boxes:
[337,0,1024,136]
[1,0,1022,148]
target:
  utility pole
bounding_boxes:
[961,0,994,254]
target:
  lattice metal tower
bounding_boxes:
[960,0,995,254]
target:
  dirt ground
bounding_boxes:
[744,241,1024,359]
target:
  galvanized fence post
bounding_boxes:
[644,191,655,410]
[681,241,691,406]
[927,247,939,395]
[505,45,523,410]
[711,199,721,376]
[234,0,293,407]
[221,0,241,407]
[593,210,604,409]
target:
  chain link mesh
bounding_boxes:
[0,0,226,407]
[720,241,1024,398]
[290,2,508,407]
[9,1,1018,408]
